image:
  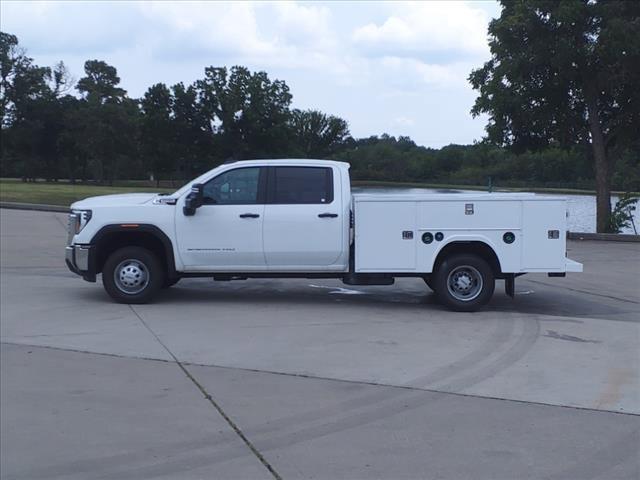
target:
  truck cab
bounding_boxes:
[66,159,582,311]
[174,160,351,272]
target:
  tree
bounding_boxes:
[76,60,139,184]
[140,83,175,185]
[288,109,351,158]
[76,60,125,104]
[1,32,52,128]
[56,95,87,183]
[0,32,63,180]
[171,82,212,178]
[469,0,640,232]
[197,66,292,159]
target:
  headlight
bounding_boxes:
[71,209,92,234]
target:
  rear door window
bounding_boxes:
[271,167,333,204]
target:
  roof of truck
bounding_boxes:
[224,158,350,168]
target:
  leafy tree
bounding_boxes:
[607,193,639,234]
[171,82,213,179]
[469,0,640,232]
[197,66,292,159]
[140,83,175,185]
[0,32,64,180]
[76,60,125,104]
[76,60,139,184]
[56,95,87,183]
[288,109,351,158]
[1,32,52,128]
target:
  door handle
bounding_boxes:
[318,213,338,218]
[239,213,260,218]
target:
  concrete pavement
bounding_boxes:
[1,208,639,479]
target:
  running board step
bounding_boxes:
[342,274,394,286]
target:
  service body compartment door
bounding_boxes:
[521,200,566,270]
[355,200,416,272]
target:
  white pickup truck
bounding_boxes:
[66,159,582,311]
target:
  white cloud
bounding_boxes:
[0,1,143,54]
[352,1,490,61]
[269,2,334,49]
[378,56,467,88]
[138,2,276,58]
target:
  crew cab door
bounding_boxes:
[175,167,267,271]
[262,166,345,270]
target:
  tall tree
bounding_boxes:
[197,66,292,159]
[469,0,640,232]
[76,60,139,183]
[172,82,212,178]
[140,83,175,185]
[288,109,351,158]
[1,32,51,128]
[0,32,61,179]
[76,60,125,104]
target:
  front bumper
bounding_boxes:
[65,245,96,282]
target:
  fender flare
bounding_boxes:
[90,224,177,279]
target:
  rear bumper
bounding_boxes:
[565,258,583,273]
[65,245,96,282]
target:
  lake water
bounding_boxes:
[354,187,638,235]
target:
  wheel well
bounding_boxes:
[433,241,502,276]
[94,231,170,276]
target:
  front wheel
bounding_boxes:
[433,254,495,312]
[102,247,164,304]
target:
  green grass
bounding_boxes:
[0,180,174,206]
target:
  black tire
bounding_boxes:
[102,247,164,304]
[433,254,495,312]
[162,277,180,289]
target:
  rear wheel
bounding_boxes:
[434,254,495,312]
[102,247,164,304]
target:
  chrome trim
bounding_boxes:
[66,245,90,272]
[75,246,90,271]
[153,197,177,205]
[67,213,78,245]
[65,245,74,264]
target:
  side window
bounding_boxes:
[202,167,260,205]
[272,167,333,204]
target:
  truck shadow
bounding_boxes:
[131,277,635,321]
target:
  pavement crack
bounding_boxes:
[126,305,283,480]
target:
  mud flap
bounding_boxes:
[505,274,515,299]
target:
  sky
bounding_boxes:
[1,0,501,148]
